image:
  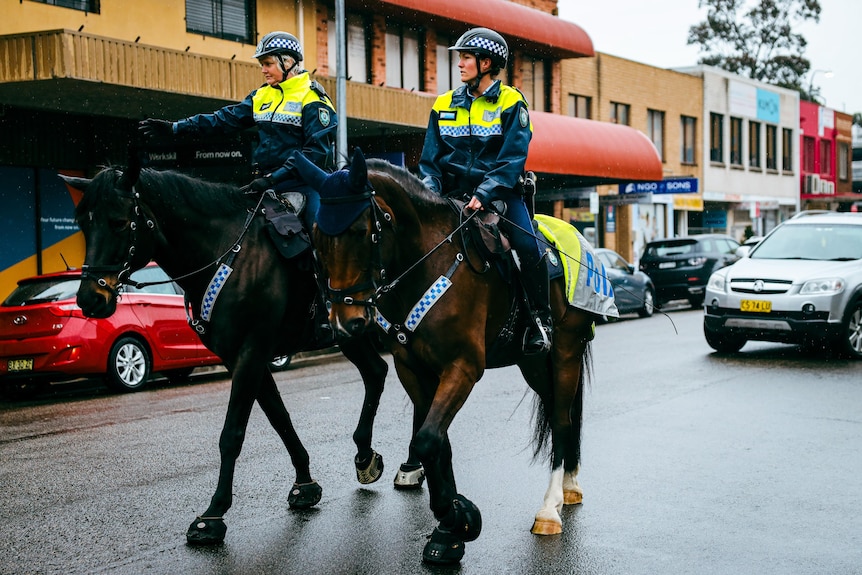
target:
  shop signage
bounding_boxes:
[619,177,698,195]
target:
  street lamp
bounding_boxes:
[807,69,834,105]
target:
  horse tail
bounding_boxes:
[530,341,592,467]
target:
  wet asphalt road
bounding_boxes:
[1,307,861,575]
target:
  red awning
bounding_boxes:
[527,112,663,186]
[371,0,593,59]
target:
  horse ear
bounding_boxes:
[293,151,329,192]
[118,146,142,192]
[349,148,367,192]
[58,174,91,192]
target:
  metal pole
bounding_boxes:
[335,0,348,168]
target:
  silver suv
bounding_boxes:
[703,212,862,358]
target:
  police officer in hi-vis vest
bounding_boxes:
[139,31,337,231]
[418,27,551,354]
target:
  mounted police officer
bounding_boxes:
[139,31,337,231]
[418,27,551,354]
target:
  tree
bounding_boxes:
[687,0,822,99]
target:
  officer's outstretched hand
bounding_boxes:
[138,119,173,141]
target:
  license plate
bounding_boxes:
[740,299,771,312]
[7,358,34,372]
[658,262,676,269]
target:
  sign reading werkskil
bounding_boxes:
[619,177,699,195]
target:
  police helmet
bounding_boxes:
[253,31,303,62]
[449,28,508,69]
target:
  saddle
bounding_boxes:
[260,191,311,260]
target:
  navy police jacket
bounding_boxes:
[418,79,532,205]
[175,71,336,182]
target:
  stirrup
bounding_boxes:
[523,316,551,354]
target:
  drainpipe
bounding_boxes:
[335,0,348,168]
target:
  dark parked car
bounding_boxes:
[595,248,655,318]
[0,264,222,395]
[639,234,741,308]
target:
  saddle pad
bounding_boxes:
[535,214,619,318]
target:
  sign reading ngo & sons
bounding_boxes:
[619,177,699,195]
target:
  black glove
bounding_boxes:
[138,118,174,141]
[249,176,274,193]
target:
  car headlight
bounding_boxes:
[707,272,727,292]
[800,278,845,295]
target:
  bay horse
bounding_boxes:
[62,155,390,545]
[295,150,610,564]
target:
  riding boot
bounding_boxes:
[521,262,552,355]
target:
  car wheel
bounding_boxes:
[269,355,293,371]
[688,294,705,309]
[106,336,151,392]
[638,289,655,318]
[839,299,862,359]
[703,326,746,353]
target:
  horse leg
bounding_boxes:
[527,308,592,536]
[186,359,265,545]
[338,334,389,484]
[404,360,483,564]
[255,369,322,508]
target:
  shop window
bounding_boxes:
[328,14,370,83]
[520,55,549,112]
[31,0,99,12]
[568,94,591,119]
[838,142,849,181]
[385,24,422,91]
[730,117,743,166]
[820,139,832,175]
[647,109,664,161]
[436,36,458,93]
[610,102,630,126]
[765,125,778,170]
[680,115,696,164]
[186,0,253,43]
[710,113,723,163]
[802,136,816,173]
[782,128,793,172]
[749,121,761,168]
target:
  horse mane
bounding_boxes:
[365,159,448,211]
[75,166,247,219]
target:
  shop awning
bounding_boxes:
[527,112,663,187]
[371,0,593,59]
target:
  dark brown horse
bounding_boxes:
[62,155,390,545]
[296,150,608,564]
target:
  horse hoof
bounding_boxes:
[288,481,323,509]
[393,463,425,490]
[531,517,563,536]
[563,489,583,505]
[186,516,226,545]
[355,450,384,484]
[422,527,465,565]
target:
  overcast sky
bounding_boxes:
[557,0,859,115]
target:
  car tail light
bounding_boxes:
[47,304,84,318]
[687,256,707,266]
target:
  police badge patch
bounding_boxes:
[519,107,529,128]
[319,108,331,127]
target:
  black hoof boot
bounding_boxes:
[186,516,226,545]
[288,481,323,509]
[355,450,384,484]
[422,526,465,565]
[451,494,482,542]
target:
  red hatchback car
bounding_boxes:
[0,264,222,396]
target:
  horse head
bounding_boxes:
[296,149,391,337]
[65,156,155,318]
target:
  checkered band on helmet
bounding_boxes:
[253,31,303,62]
[449,28,508,68]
